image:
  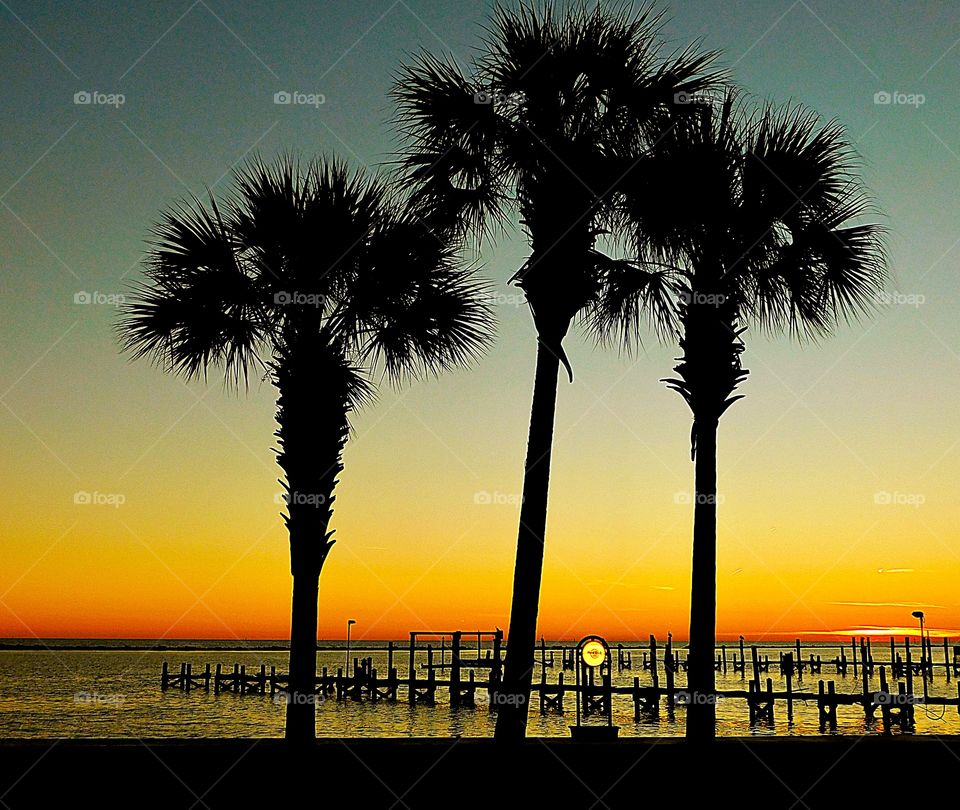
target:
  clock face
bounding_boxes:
[581,639,606,668]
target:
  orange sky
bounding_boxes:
[2,321,959,643]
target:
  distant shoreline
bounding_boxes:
[0,643,291,651]
[0,638,908,652]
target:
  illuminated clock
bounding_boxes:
[581,639,606,668]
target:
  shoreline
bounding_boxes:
[0,639,919,651]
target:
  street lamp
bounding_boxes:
[912,610,927,700]
[345,619,356,677]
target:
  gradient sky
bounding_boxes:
[1,0,959,643]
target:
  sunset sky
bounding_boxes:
[1,0,959,643]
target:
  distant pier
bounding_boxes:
[161,632,960,733]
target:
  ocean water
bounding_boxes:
[0,640,957,738]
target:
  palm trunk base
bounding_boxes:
[685,416,719,741]
[493,339,562,742]
[684,675,717,741]
[285,702,317,742]
[285,568,321,742]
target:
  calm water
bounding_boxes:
[1,640,957,738]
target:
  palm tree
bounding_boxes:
[119,156,491,741]
[394,1,720,740]
[602,90,886,739]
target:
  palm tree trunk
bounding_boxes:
[274,349,349,742]
[685,415,718,741]
[286,556,321,741]
[494,338,561,741]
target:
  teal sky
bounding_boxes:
[2,1,960,640]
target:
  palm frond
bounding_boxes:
[740,108,887,338]
[392,51,507,238]
[581,251,679,349]
[750,216,887,338]
[118,195,269,388]
[744,104,857,227]
[352,212,494,382]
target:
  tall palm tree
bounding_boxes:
[600,90,886,739]
[394,1,720,740]
[119,156,491,741]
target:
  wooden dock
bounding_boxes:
[160,633,960,733]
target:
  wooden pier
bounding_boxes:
[161,634,960,733]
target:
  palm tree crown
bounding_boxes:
[618,88,886,343]
[122,157,489,395]
[395,1,720,363]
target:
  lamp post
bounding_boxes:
[912,610,927,701]
[345,619,356,677]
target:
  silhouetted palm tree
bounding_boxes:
[394,1,720,740]
[601,90,886,739]
[119,156,490,741]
